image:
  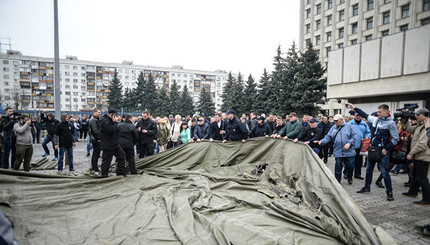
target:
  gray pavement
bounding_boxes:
[19,140,430,244]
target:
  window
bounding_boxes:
[367,17,373,29]
[3,74,9,79]
[340,0,345,3]
[306,39,311,46]
[339,27,344,38]
[365,35,372,41]
[327,15,332,25]
[73,85,78,89]
[65,65,70,69]
[351,39,357,45]
[352,4,359,16]
[316,50,320,58]
[73,79,78,83]
[4,82,9,86]
[352,22,358,34]
[73,66,78,70]
[383,11,390,24]
[339,10,345,21]
[317,4,321,14]
[65,85,70,89]
[368,0,374,10]
[338,43,344,48]
[307,0,311,4]
[65,78,70,83]
[306,24,311,33]
[421,17,430,25]
[73,72,78,77]
[326,46,331,56]
[316,35,321,45]
[3,67,9,72]
[384,0,391,3]
[400,24,408,31]
[65,72,70,76]
[328,0,333,9]
[425,0,430,11]
[316,19,321,30]
[3,60,9,65]
[401,4,409,18]
[306,9,311,18]
[327,31,332,41]
[381,30,389,36]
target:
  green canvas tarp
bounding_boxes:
[0,138,396,244]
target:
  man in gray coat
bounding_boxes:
[13,115,35,172]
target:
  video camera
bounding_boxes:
[393,104,418,120]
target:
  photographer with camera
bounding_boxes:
[402,108,430,206]
[12,114,35,172]
[348,103,399,201]
[2,108,17,169]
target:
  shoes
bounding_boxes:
[86,153,90,157]
[116,172,127,177]
[387,193,394,201]
[402,192,418,198]
[375,181,385,188]
[328,154,332,157]
[323,160,328,164]
[348,177,353,185]
[413,200,430,206]
[357,188,370,194]
[391,170,399,175]
[343,175,347,179]
[415,225,430,236]
[42,153,49,157]
[52,157,58,161]
[354,176,364,180]
[404,182,410,187]
[69,169,75,172]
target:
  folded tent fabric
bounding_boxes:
[0,138,395,245]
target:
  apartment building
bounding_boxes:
[299,0,430,115]
[0,51,229,112]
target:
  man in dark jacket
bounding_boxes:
[41,112,59,161]
[31,117,41,144]
[194,118,210,141]
[100,108,126,178]
[293,118,322,154]
[249,112,258,131]
[118,114,139,175]
[54,114,76,172]
[250,116,272,138]
[223,110,248,143]
[2,108,17,169]
[136,111,157,158]
[300,115,310,136]
[209,113,225,142]
[317,115,333,163]
[273,116,285,134]
[89,108,102,172]
[79,116,89,140]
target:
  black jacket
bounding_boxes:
[54,118,75,148]
[89,116,101,143]
[317,121,333,137]
[210,120,225,141]
[41,113,60,136]
[80,118,89,131]
[136,119,157,143]
[118,120,138,149]
[100,114,120,151]
[225,117,248,141]
[250,123,272,138]
[273,123,285,134]
[297,127,322,148]
[2,116,15,137]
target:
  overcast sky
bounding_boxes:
[0,0,299,78]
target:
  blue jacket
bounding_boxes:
[355,107,399,151]
[320,123,357,157]
[348,119,371,149]
[194,123,210,140]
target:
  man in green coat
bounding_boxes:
[272,112,302,140]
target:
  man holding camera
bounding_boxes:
[402,108,430,206]
[348,103,399,201]
[12,115,35,172]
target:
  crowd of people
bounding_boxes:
[1,104,430,209]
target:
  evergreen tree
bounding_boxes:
[154,87,170,117]
[122,88,135,112]
[280,42,299,114]
[141,73,158,113]
[133,71,146,110]
[220,72,235,112]
[178,84,195,116]
[197,87,215,117]
[242,74,257,114]
[231,72,245,115]
[169,80,180,115]
[107,69,123,109]
[255,68,276,115]
[293,42,327,115]
[270,45,287,115]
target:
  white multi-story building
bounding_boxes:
[0,51,229,112]
[299,0,430,115]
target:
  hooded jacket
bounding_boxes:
[14,121,35,145]
[320,123,357,158]
[41,113,60,136]
[348,119,371,149]
[100,114,120,151]
[54,115,75,148]
[118,119,138,150]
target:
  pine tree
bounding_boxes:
[141,73,158,113]
[107,69,123,110]
[169,80,180,115]
[280,42,299,114]
[270,45,287,115]
[293,42,327,115]
[122,88,135,112]
[231,72,245,115]
[133,71,146,111]
[197,87,215,117]
[154,87,170,117]
[178,84,194,116]
[242,74,257,114]
[254,68,275,115]
[220,72,235,112]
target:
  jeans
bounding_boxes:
[42,135,58,158]
[409,160,430,202]
[58,147,73,171]
[86,135,92,154]
[32,129,40,144]
[334,156,355,183]
[312,147,320,154]
[74,129,79,142]
[364,152,392,194]
[3,136,16,169]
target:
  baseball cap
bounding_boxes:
[309,118,318,123]
[198,117,205,121]
[415,108,429,115]
[226,110,235,115]
[333,114,344,121]
[257,116,265,121]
